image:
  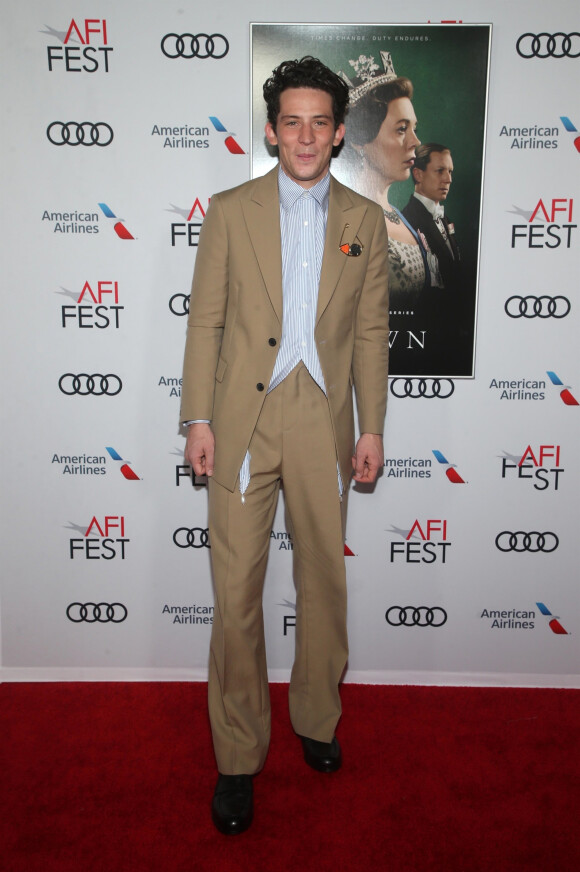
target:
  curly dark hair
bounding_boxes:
[263,56,350,130]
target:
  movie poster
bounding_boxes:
[251,24,491,377]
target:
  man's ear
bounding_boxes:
[333,123,346,148]
[265,122,278,147]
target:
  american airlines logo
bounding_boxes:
[209,116,245,154]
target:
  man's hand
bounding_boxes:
[185,423,215,478]
[352,433,384,484]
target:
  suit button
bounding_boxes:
[256,383,264,391]
[268,337,277,346]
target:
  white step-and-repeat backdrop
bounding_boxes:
[1,1,578,685]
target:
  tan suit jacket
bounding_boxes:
[181,166,389,492]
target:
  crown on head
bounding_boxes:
[338,51,398,105]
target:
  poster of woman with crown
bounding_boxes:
[251,24,491,377]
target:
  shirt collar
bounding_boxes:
[278,165,330,211]
[414,191,444,219]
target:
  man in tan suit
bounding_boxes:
[181,57,389,834]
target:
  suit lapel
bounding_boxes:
[240,167,283,323]
[412,199,453,266]
[317,177,367,323]
[239,170,369,325]
[443,216,460,261]
[425,217,452,265]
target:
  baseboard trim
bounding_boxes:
[2,666,579,688]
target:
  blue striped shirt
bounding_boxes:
[269,167,329,392]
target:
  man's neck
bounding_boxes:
[278,163,331,190]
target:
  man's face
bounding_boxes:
[265,87,345,188]
[414,150,454,203]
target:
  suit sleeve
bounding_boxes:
[351,205,389,435]
[180,195,229,423]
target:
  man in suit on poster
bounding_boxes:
[402,143,461,291]
[181,57,389,835]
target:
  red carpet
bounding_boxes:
[1,682,579,871]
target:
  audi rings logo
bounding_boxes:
[47,121,114,147]
[173,527,210,548]
[58,373,123,396]
[516,33,580,58]
[161,33,229,59]
[495,531,559,553]
[169,293,190,316]
[386,606,448,627]
[66,602,128,623]
[505,295,571,319]
[390,378,455,399]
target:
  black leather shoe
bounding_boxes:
[299,735,342,773]
[211,774,253,835]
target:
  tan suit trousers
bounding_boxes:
[207,363,349,775]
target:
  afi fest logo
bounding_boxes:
[168,197,210,246]
[280,599,297,636]
[58,280,123,329]
[174,453,207,487]
[43,19,113,72]
[388,519,451,564]
[500,445,564,491]
[509,198,576,249]
[546,371,579,406]
[66,515,129,559]
[98,204,135,240]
